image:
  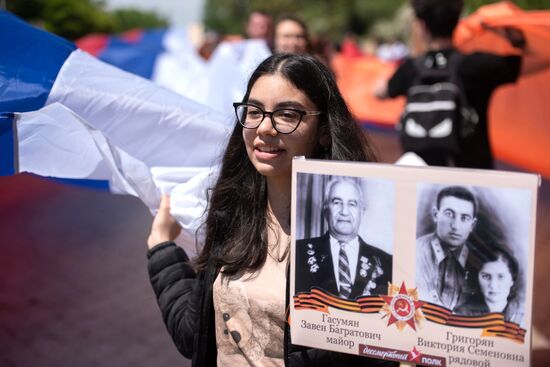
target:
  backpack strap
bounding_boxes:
[443,50,479,136]
[445,50,466,88]
[414,50,472,111]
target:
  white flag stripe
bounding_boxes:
[46,49,232,168]
[16,103,160,208]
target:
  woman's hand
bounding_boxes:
[147,194,182,249]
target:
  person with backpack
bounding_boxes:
[375,0,546,169]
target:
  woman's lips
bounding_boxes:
[255,146,284,159]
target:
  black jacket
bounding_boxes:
[147,241,397,367]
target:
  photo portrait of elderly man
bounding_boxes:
[295,176,392,300]
[416,185,480,310]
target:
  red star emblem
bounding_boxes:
[408,346,422,363]
[381,282,425,331]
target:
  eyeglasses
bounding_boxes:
[233,102,322,134]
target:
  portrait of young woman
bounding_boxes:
[146,53,396,366]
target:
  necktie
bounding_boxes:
[338,241,352,299]
[439,252,459,309]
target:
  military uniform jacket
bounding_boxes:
[295,232,393,299]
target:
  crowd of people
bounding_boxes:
[143,1,544,366]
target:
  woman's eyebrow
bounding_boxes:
[246,99,307,110]
[276,101,306,109]
[246,99,264,107]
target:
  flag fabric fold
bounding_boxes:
[76,28,272,116]
[15,103,160,208]
[0,10,234,250]
[14,103,207,255]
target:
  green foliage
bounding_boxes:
[110,9,168,33]
[41,0,114,39]
[5,0,45,21]
[204,0,396,39]
[7,0,168,40]
[203,0,411,40]
[204,0,550,42]
[7,0,549,42]
[465,0,550,12]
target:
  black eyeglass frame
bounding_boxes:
[232,102,322,134]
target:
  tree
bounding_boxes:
[110,9,168,33]
[203,0,549,42]
[7,0,168,40]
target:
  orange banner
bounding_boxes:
[334,1,550,178]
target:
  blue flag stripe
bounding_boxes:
[0,10,76,113]
[98,29,166,79]
[48,177,110,191]
[0,113,16,176]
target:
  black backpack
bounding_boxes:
[398,51,478,155]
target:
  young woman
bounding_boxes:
[454,246,523,325]
[146,54,395,366]
[272,15,310,55]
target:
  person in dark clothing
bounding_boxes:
[147,54,396,366]
[375,0,547,169]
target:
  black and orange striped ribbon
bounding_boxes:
[293,288,526,343]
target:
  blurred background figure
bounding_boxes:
[375,36,408,62]
[339,32,364,58]
[272,14,310,54]
[310,34,335,68]
[197,30,222,60]
[245,10,273,45]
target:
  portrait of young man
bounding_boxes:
[415,185,480,310]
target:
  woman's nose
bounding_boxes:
[256,114,277,136]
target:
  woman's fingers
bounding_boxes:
[147,194,182,249]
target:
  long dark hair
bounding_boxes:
[194,53,377,276]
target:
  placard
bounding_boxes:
[290,158,538,367]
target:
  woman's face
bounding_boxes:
[478,259,514,305]
[274,20,308,54]
[242,73,321,182]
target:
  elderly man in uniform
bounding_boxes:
[295,177,392,300]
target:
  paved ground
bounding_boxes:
[0,129,548,366]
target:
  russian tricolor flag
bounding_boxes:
[76,26,271,117]
[0,11,238,249]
